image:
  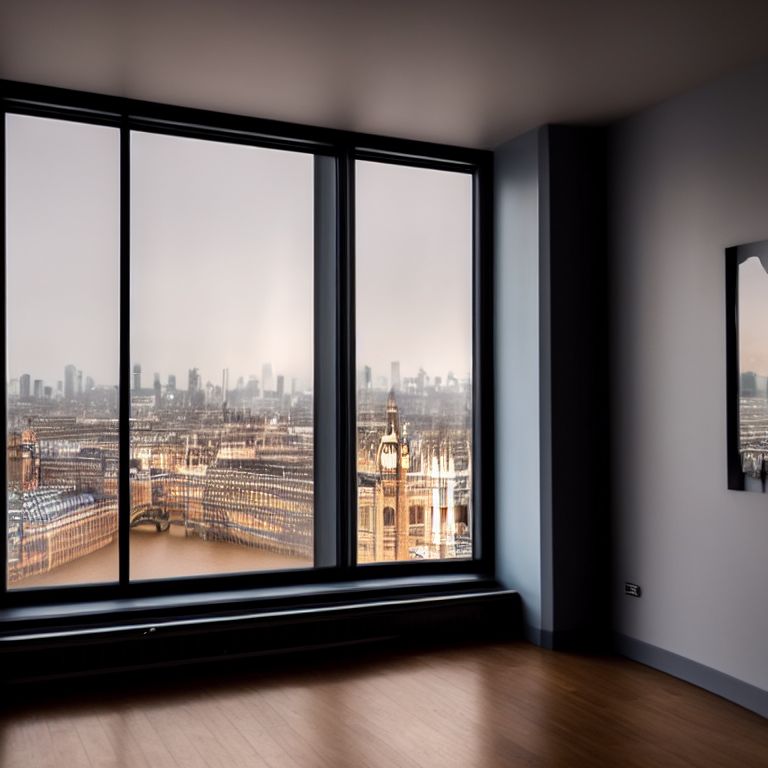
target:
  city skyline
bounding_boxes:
[7,115,473,387]
[7,359,469,398]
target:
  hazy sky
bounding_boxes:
[739,256,768,377]
[6,113,120,387]
[356,160,472,385]
[6,115,472,391]
[131,131,313,388]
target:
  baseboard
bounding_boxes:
[525,625,612,652]
[615,633,767,719]
[523,624,547,647]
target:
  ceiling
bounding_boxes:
[2,0,768,149]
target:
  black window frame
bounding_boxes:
[0,80,494,609]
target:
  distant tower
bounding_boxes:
[33,379,43,399]
[77,370,83,397]
[276,375,285,399]
[390,361,401,391]
[19,374,31,401]
[167,374,176,391]
[375,389,410,560]
[64,364,76,400]
[153,373,162,409]
[363,366,372,390]
[262,363,274,395]
[133,364,142,392]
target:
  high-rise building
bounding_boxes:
[391,361,401,391]
[262,363,274,395]
[167,374,176,391]
[153,373,162,409]
[19,375,30,400]
[77,370,83,397]
[33,379,43,399]
[276,375,285,399]
[188,368,200,393]
[133,364,142,392]
[363,366,372,390]
[64,364,76,400]
[43,386,52,399]
[85,376,95,392]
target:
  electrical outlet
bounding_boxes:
[625,582,642,597]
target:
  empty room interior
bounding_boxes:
[0,1,767,766]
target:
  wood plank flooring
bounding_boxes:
[0,642,765,767]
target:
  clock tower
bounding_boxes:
[375,389,410,560]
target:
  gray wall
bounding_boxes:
[494,130,543,635]
[611,61,768,691]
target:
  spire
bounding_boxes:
[386,387,399,436]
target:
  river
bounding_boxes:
[11,526,313,590]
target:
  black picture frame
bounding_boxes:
[726,238,768,491]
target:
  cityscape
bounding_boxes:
[738,370,768,489]
[6,360,472,588]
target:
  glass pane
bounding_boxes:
[356,160,473,563]
[6,114,120,588]
[130,132,314,580]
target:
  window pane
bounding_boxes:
[356,161,473,563]
[6,114,120,588]
[130,132,314,580]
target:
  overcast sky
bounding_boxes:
[356,160,472,385]
[6,113,120,388]
[6,114,472,391]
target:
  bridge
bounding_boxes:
[129,504,170,532]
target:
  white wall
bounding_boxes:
[611,61,768,690]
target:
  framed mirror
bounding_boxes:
[726,239,768,490]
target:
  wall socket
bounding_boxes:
[625,582,642,597]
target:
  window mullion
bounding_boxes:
[313,154,339,568]
[118,120,131,590]
[339,150,357,571]
[1,106,8,597]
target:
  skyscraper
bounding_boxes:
[363,366,372,390]
[390,361,401,391]
[276,375,284,399]
[133,364,142,392]
[33,379,43,399]
[64,364,76,400]
[19,374,30,400]
[262,363,274,395]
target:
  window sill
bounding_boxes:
[0,576,520,683]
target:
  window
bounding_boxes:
[1,81,491,605]
[129,131,314,580]
[355,160,473,564]
[5,114,120,589]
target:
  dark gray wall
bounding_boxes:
[494,130,543,635]
[611,60,768,691]
[495,127,609,647]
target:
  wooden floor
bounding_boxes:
[0,642,765,767]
